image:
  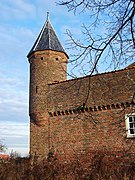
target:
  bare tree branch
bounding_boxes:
[57,0,135,75]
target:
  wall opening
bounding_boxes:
[36,86,38,93]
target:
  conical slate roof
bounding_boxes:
[27,17,68,58]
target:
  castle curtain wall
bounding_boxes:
[48,107,135,161]
[48,68,135,113]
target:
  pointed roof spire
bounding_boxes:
[47,12,49,21]
[27,13,68,58]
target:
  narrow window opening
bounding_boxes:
[56,58,59,61]
[36,86,38,93]
[41,57,43,60]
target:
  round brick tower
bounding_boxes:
[27,16,68,156]
[27,16,68,124]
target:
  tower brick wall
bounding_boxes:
[29,50,68,117]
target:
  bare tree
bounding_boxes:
[57,0,135,75]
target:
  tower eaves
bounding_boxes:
[27,16,68,58]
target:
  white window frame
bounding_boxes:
[125,113,135,138]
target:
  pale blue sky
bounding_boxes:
[0,0,134,156]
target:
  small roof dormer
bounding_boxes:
[27,14,68,58]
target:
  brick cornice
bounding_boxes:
[48,102,135,117]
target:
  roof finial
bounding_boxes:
[47,12,49,21]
